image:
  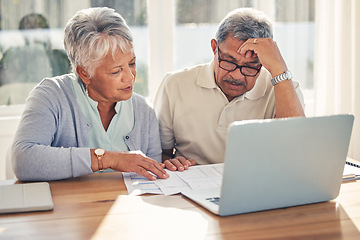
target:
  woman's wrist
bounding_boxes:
[102,151,124,170]
[90,149,100,171]
[101,150,112,170]
[90,149,115,171]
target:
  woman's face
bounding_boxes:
[86,48,136,103]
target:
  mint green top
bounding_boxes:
[70,76,134,152]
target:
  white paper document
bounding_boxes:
[123,160,360,195]
[123,163,224,196]
[122,172,163,195]
[156,163,223,195]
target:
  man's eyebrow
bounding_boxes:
[219,51,237,62]
[220,50,260,65]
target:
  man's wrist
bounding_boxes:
[271,70,293,86]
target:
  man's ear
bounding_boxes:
[76,66,90,85]
[211,39,217,55]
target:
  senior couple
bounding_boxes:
[12,7,304,181]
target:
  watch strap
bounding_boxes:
[97,155,104,171]
[271,70,293,86]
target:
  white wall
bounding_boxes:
[0,105,24,180]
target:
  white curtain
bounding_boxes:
[314,0,360,160]
[147,0,175,101]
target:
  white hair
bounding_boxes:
[64,7,133,78]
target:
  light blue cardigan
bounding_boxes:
[12,74,162,181]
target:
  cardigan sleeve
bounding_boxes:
[145,108,162,162]
[11,78,93,181]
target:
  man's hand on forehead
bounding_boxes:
[236,38,288,77]
[242,49,258,59]
[227,39,258,63]
[236,39,258,59]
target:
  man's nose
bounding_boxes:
[229,67,245,79]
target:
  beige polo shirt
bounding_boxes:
[154,60,304,165]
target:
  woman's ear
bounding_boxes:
[76,66,90,85]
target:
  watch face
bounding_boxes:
[286,71,293,80]
[95,148,105,155]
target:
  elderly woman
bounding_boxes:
[11,7,169,181]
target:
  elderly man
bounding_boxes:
[154,8,305,171]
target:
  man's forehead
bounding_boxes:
[218,40,259,64]
[219,35,245,49]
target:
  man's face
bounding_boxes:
[211,35,261,101]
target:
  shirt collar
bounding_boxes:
[196,60,218,89]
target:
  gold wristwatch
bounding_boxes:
[94,148,105,171]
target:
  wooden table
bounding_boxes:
[0,172,359,240]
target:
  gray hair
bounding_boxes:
[64,7,133,78]
[215,8,273,44]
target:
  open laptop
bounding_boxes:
[0,182,53,214]
[182,115,354,216]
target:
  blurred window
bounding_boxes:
[0,0,314,116]
[0,0,148,105]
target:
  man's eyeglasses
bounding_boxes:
[217,47,261,77]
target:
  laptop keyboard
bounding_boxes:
[206,197,220,205]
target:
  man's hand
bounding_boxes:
[237,38,288,77]
[163,156,196,171]
[237,38,305,118]
[109,151,169,181]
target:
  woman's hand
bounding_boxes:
[106,150,169,181]
[163,156,196,171]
